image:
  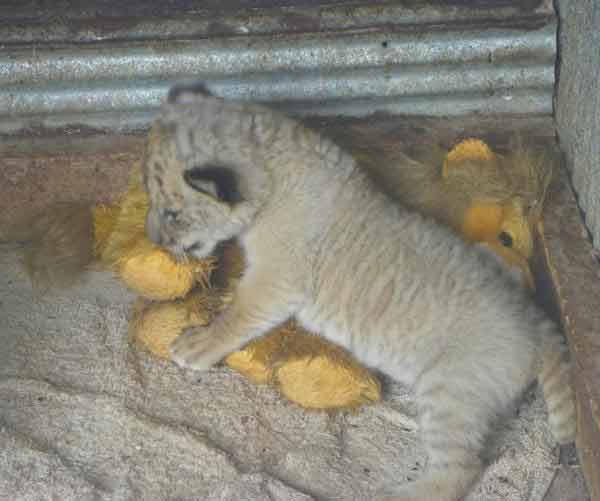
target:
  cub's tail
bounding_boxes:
[539,330,577,445]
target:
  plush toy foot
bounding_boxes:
[130,289,225,359]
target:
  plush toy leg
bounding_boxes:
[270,322,382,410]
[227,321,382,410]
[132,293,382,410]
[6,202,96,288]
[131,288,227,359]
[92,204,121,257]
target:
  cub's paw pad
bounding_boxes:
[170,326,226,371]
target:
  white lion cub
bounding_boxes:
[143,82,575,501]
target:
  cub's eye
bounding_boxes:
[163,209,180,222]
[498,231,513,248]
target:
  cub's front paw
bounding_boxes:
[170,325,228,371]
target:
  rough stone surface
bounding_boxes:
[555,0,600,248]
[0,245,567,501]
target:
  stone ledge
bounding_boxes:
[538,167,600,501]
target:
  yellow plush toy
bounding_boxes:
[96,164,382,411]
[9,135,554,412]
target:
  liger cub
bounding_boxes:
[143,82,575,501]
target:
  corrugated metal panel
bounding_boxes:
[0,1,556,134]
[0,2,549,43]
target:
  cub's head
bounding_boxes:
[143,82,274,260]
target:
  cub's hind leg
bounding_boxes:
[538,330,576,445]
[382,351,534,501]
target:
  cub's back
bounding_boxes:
[301,168,541,383]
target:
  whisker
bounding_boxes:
[172,244,189,264]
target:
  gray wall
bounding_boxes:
[555,0,600,248]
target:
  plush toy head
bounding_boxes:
[95,163,215,301]
[441,138,554,289]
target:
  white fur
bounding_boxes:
[144,90,575,501]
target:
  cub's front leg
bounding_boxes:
[170,266,304,371]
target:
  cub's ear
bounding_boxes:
[183,165,243,204]
[167,81,213,105]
